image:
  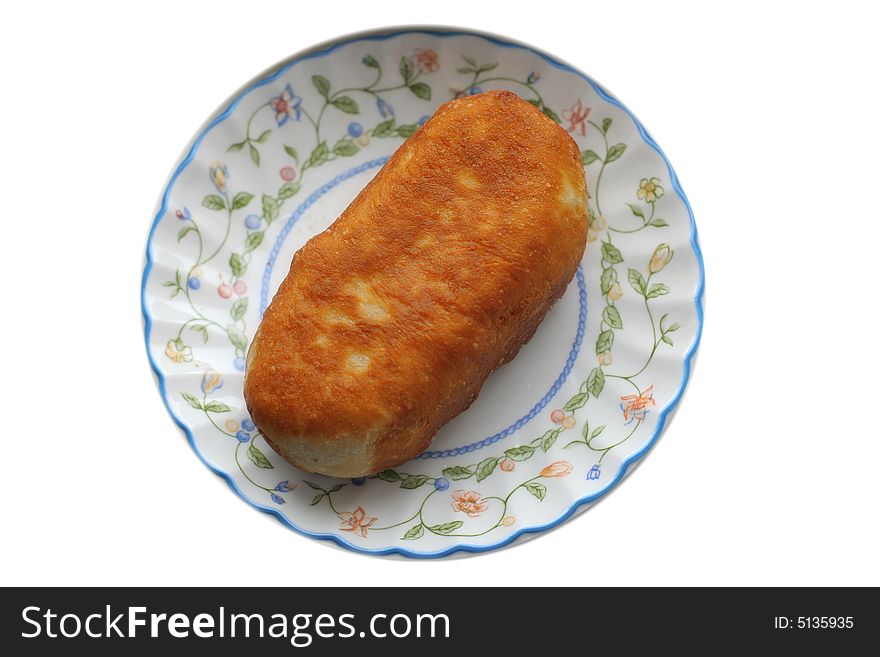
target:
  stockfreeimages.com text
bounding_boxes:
[22,606,450,647]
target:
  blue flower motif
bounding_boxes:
[347,122,364,138]
[175,207,191,221]
[587,465,601,481]
[377,97,394,118]
[245,214,261,230]
[418,115,430,126]
[188,277,200,290]
[468,86,484,96]
[351,477,366,486]
[271,493,285,505]
[241,418,255,432]
[434,477,450,491]
[274,480,291,492]
[235,431,250,443]
[233,357,246,372]
[270,84,303,127]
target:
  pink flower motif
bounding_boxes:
[280,166,297,182]
[412,48,439,73]
[451,490,489,517]
[562,99,590,137]
[620,385,656,424]
[540,460,574,478]
[338,506,377,538]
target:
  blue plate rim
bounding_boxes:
[141,25,705,559]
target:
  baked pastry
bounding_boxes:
[244,90,588,477]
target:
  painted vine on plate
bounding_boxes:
[160,49,679,541]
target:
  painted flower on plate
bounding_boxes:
[451,490,488,517]
[648,243,673,274]
[621,385,656,423]
[377,97,394,118]
[453,86,483,99]
[201,369,223,395]
[339,506,377,538]
[165,338,192,363]
[540,461,574,478]
[637,177,664,204]
[589,206,608,243]
[208,161,229,193]
[607,283,623,301]
[562,99,590,136]
[412,48,439,73]
[271,84,303,127]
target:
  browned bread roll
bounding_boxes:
[244,90,588,477]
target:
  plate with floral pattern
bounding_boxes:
[142,27,704,557]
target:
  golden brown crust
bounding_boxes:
[244,90,588,477]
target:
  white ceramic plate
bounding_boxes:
[142,27,704,557]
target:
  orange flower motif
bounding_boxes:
[412,48,440,73]
[540,461,574,478]
[620,385,656,424]
[338,506,377,538]
[562,99,590,136]
[451,490,489,517]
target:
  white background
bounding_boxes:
[2,1,878,586]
